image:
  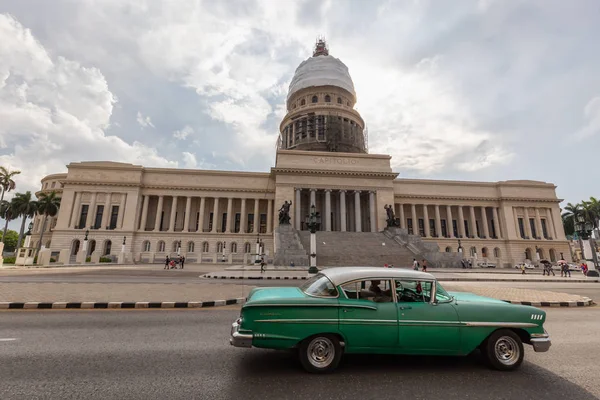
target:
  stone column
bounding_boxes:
[434,205,442,238]
[70,192,81,228]
[523,207,532,238]
[369,191,376,232]
[310,189,316,207]
[513,207,520,238]
[267,199,273,233]
[325,190,332,231]
[183,196,192,232]
[225,197,233,233]
[411,204,417,234]
[240,198,247,233]
[117,193,127,229]
[481,206,490,238]
[423,205,430,237]
[492,207,501,238]
[252,199,260,233]
[469,206,477,238]
[295,189,302,230]
[154,195,164,232]
[546,207,556,239]
[446,205,454,238]
[169,196,178,232]
[398,203,406,229]
[458,206,466,237]
[139,195,150,231]
[534,208,543,239]
[340,190,347,232]
[354,191,362,232]
[198,197,206,232]
[85,192,97,229]
[211,197,220,233]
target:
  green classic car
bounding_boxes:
[230,267,551,373]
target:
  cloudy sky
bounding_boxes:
[1,0,599,220]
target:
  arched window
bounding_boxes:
[231,242,238,253]
[470,246,477,257]
[103,240,112,255]
[202,241,209,252]
[494,247,501,258]
[311,95,318,103]
[293,103,296,109]
[187,241,195,252]
[143,240,151,252]
[325,95,331,102]
[88,240,96,256]
[347,101,350,106]
[158,241,165,252]
[216,242,224,253]
[71,239,80,256]
[537,248,545,259]
[300,99,306,106]
[525,248,533,260]
[549,249,557,262]
[244,242,251,254]
[172,241,179,252]
[45,240,52,248]
[337,97,342,104]
[445,246,452,253]
[481,247,488,258]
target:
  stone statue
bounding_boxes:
[384,204,400,228]
[278,200,292,225]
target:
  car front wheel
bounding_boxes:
[298,334,342,373]
[483,329,524,371]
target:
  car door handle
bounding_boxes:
[399,306,412,310]
[343,309,354,313]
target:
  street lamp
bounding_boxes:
[574,214,598,270]
[305,204,320,267]
[222,241,227,263]
[457,239,463,254]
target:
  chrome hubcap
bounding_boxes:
[494,336,520,365]
[307,337,335,368]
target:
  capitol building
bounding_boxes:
[31,40,570,267]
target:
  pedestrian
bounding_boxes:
[180,255,185,269]
[468,260,472,269]
[260,256,266,273]
[164,255,170,270]
[461,259,466,269]
[521,264,526,275]
[564,264,571,277]
[384,263,389,268]
[421,259,427,272]
[412,258,418,271]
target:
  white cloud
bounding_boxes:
[0,13,175,194]
[575,96,600,140]
[173,125,193,140]
[181,151,197,168]
[136,111,155,128]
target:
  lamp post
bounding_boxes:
[82,229,90,255]
[177,240,181,256]
[457,239,463,254]
[305,204,320,267]
[122,236,126,253]
[222,241,227,263]
[255,233,260,263]
[24,222,33,248]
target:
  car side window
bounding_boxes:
[341,280,393,303]
[395,280,432,303]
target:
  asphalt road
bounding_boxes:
[1,307,598,400]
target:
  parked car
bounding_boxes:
[514,263,536,270]
[477,262,497,268]
[230,267,551,373]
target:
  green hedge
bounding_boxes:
[99,257,112,263]
[2,256,16,264]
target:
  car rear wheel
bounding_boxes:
[298,334,342,373]
[483,329,524,371]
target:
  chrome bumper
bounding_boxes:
[531,332,551,352]
[230,318,253,348]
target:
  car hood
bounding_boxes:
[246,287,306,302]
[449,291,508,305]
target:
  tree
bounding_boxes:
[0,166,21,204]
[0,230,18,252]
[36,191,61,254]
[0,200,16,247]
[11,191,38,249]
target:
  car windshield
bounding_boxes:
[300,273,337,297]
[435,281,453,303]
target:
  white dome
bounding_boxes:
[287,55,356,101]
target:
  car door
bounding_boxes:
[338,279,399,349]
[395,279,461,354]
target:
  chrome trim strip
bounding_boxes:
[464,321,538,328]
[255,319,338,324]
[245,303,378,310]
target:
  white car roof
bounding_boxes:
[321,267,435,286]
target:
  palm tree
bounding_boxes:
[0,200,16,245]
[0,166,21,204]
[561,202,581,236]
[36,191,61,253]
[11,191,38,249]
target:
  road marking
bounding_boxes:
[0,338,18,342]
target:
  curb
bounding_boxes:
[0,298,246,310]
[502,297,593,307]
[203,275,309,280]
[437,277,597,283]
